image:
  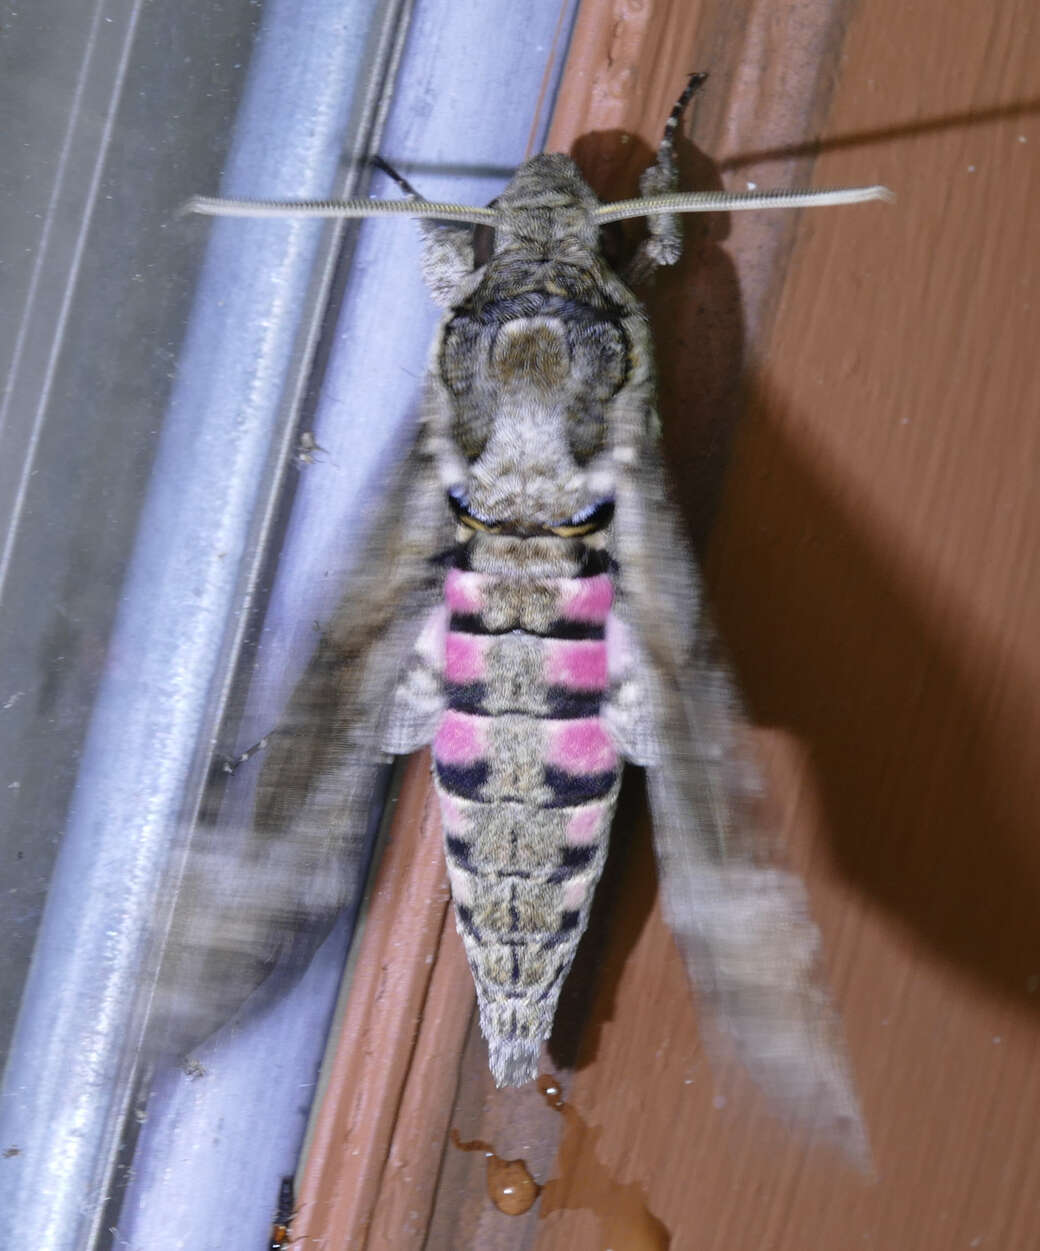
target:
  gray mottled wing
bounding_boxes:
[158,419,451,1050]
[610,439,867,1161]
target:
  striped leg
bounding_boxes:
[625,72,708,284]
[373,155,477,305]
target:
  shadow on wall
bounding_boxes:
[706,383,1040,1012]
[550,121,1040,1074]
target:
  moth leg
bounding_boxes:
[371,154,422,200]
[215,734,269,776]
[625,71,708,284]
[372,155,475,306]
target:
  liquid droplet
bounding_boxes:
[536,1074,671,1250]
[536,1072,565,1110]
[450,1127,541,1216]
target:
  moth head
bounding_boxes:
[485,154,601,260]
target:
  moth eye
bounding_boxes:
[472,223,496,267]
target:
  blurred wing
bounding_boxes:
[158,419,452,1049]
[610,439,867,1160]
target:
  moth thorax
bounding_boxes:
[467,403,591,527]
[490,319,569,394]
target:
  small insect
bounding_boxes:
[175,75,887,1155]
[267,1175,295,1251]
[293,430,327,468]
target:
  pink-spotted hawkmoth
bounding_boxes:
[175,75,887,1157]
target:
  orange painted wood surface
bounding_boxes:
[295,0,1040,1246]
[291,753,473,1246]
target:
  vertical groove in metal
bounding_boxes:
[0,1,414,1246]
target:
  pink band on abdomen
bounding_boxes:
[434,711,488,765]
[557,575,613,623]
[566,804,607,843]
[444,568,483,615]
[545,719,617,775]
[445,632,488,683]
[544,638,608,690]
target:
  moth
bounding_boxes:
[173,76,887,1155]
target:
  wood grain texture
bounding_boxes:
[363,904,474,1249]
[290,752,473,1246]
[294,0,1040,1245]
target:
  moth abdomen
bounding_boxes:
[432,535,623,1085]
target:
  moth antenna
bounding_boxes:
[595,183,894,224]
[182,194,499,226]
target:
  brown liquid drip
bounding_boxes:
[450,1076,671,1244]
[536,1073,566,1110]
[535,1074,670,1250]
[450,1127,541,1216]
